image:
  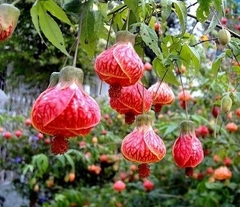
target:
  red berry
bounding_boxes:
[25,118,32,126]
[223,157,232,166]
[206,167,214,174]
[99,154,108,163]
[15,130,22,138]
[144,62,152,71]
[178,90,191,101]
[37,133,44,139]
[236,108,240,117]
[3,131,11,139]
[143,179,154,191]
[195,125,209,138]
[226,122,238,133]
[113,180,126,192]
[154,22,161,31]
[221,17,227,25]
[212,106,220,118]
[79,141,86,148]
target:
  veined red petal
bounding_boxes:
[172,134,193,168]
[144,128,166,161]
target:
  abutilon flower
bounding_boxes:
[148,81,175,113]
[94,31,144,99]
[172,120,204,176]
[121,111,166,178]
[0,3,20,41]
[31,66,101,154]
[110,82,152,124]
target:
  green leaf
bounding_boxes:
[173,0,187,36]
[181,44,200,71]
[163,123,178,137]
[64,153,75,171]
[161,0,172,23]
[43,0,72,26]
[30,0,70,56]
[38,5,70,56]
[153,57,180,85]
[80,10,97,57]
[30,1,44,40]
[22,164,34,175]
[140,23,162,58]
[124,0,139,20]
[204,14,218,34]
[196,1,210,22]
[32,154,49,176]
[205,182,224,190]
[211,52,226,76]
[62,0,94,13]
[57,155,66,166]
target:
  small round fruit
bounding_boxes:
[25,118,32,126]
[3,131,11,139]
[154,22,161,31]
[113,180,126,192]
[218,29,231,45]
[68,172,76,182]
[144,62,152,71]
[15,130,22,138]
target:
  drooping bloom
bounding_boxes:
[110,82,152,124]
[0,3,20,41]
[121,111,166,177]
[31,66,101,154]
[148,81,175,113]
[95,31,144,99]
[213,166,232,181]
[172,120,204,176]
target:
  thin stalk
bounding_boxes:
[73,12,84,67]
[12,0,21,5]
[125,8,131,31]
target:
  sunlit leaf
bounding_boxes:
[140,23,161,57]
[196,0,210,22]
[44,0,72,26]
[153,57,180,85]
[161,0,172,23]
[124,0,139,20]
[211,52,226,76]
[38,6,70,56]
[173,0,187,36]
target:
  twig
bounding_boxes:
[187,2,198,10]
[187,13,240,39]
[191,38,218,47]
[73,11,84,67]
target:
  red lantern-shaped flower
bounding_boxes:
[110,82,152,124]
[148,81,175,113]
[31,66,101,154]
[121,111,166,178]
[172,120,204,176]
[94,31,144,99]
[0,3,20,41]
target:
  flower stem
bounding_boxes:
[73,11,84,67]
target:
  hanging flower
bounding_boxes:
[0,3,20,41]
[121,111,166,178]
[172,120,204,177]
[94,31,144,99]
[110,82,152,124]
[148,81,175,113]
[213,166,232,181]
[31,66,101,154]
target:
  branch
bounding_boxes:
[187,13,240,39]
